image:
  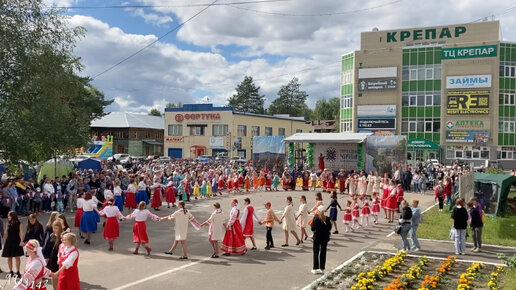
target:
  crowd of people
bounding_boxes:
[0,157,491,287]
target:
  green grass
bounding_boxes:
[509,189,516,199]
[501,268,516,290]
[418,206,516,247]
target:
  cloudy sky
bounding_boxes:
[46,0,516,113]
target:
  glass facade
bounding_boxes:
[341,52,354,132]
[401,47,442,144]
[499,43,516,153]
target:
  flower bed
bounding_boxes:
[306,251,505,290]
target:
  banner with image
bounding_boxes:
[445,130,490,143]
[446,90,489,114]
[313,143,358,172]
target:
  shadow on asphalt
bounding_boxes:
[80,281,108,290]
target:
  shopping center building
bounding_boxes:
[341,20,516,168]
[163,104,310,159]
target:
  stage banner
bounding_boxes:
[365,135,407,176]
[313,143,358,172]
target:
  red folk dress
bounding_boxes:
[150,186,162,208]
[164,185,176,203]
[221,207,246,254]
[57,244,81,290]
[240,205,257,237]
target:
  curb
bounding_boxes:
[301,250,365,290]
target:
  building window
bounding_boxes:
[278,128,285,136]
[189,126,205,136]
[424,121,432,132]
[433,120,440,132]
[408,121,417,132]
[425,67,434,80]
[409,68,417,80]
[425,95,433,106]
[131,131,137,139]
[409,95,417,106]
[251,126,260,137]
[145,131,151,139]
[265,127,272,136]
[116,144,125,153]
[296,129,302,133]
[168,125,183,136]
[212,124,228,136]
[504,121,515,133]
[433,94,441,106]
[237,125,247,137]
[499,147,516,160]
[504,93,515,105]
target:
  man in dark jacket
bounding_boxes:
[311,205,332,274]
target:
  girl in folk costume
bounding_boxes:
[325,192,342,234]
[200,180,207,198]
[200,203,225,258]
[338,170,347,194]
[308,192,323,227]
[80,192,100,245]
[238,172,244,189]
[217,175,225,193]
[351,199,361,229]
[347,175,357,198]
[136,178,150,205]
[321,170,328,192]
[233,174,241,193]
[177,181,187,201]
[162,201,201,260]
[240,198,259,250]
[385,180,398,223]
[226,175,234,193]
[183,177,190,202]
[150,179,163,211]
[296,195,309,241]
[125,179,138,212]
[164,178,176,208]
[361,196,371,227]
[272,173,280,191]
[265,174,272,191]
[221,199,246,255]
[371,192,381,224]
[302,171,310,191]
[244,174,251,192]
[327,172,336,194]
[211,176,218,195]
[396,183,404,213]
[192,181,200,199]
[282,171,292,191]
[258,171,266,190]
[280,196,302,246]
[74,192,84,230]
[342,200,353,232]
[206,180,213,197]
[381,178,390,219]
[98,199,125,251]
[125,201,160,256]
[373,173,380,195]
[357,172,367,198]
[54,233,80,290]
[366,171,375,197]
[113,180,124,213]
[12,240,52,290]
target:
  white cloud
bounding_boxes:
[129,8,173,27]
[63,0,516,114]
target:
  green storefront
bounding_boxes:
[407,138,440,165]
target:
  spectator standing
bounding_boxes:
[410,199,422,251]
[399,200,412,251]
[451,198,468,255]
[468,198,483,253]
[434,181,445,211]
[310,205,332,275]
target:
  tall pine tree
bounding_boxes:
[227,76,265,114]
[268,77,311,119]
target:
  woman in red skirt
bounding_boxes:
[164,178,176,208]
[124,201,160,256]
[327,173,336,194]
[98,199,125,251]
[53,233,80,290]
[217,175,225,194]
[150,180,163,211]
[125,179,138,212]
[221,199,246,255]
[385,180,398,223]
[74,192,84,229]
[381,178,390,219]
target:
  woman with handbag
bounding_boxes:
[398,200,412,251]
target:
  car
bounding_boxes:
[157,156,174,163]
[119,155,132,164]
[109,154,129,162]
[131,156,145,163]
[146,155,159,161]
[230,158,248,168]
[429,159,440,166]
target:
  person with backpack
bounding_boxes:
[434,181,444,211]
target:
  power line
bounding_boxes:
[92,0,220,80]
[227,0,403,17]
[47,0,288,10]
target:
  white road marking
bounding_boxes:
[111,256,212,290]
[386,203,437,238]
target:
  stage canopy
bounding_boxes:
[284,132,372,143]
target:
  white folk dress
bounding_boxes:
[170,209,193,241]
[207,209,225,241]
[281,204,297,231]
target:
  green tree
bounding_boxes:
[0,0,112,164]
[149,108,162,116]
[166,101,182,108]
[268,77,311,119]
[313,97,340,120]
[227,76,265,114]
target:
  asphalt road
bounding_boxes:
[0,189,436,290]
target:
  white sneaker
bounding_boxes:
[316,269,324,274]
[472,248,480,253]
[455,252,460,255]
[471,247,477,252]
[413,248,420,252]
[311,269,318,274]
